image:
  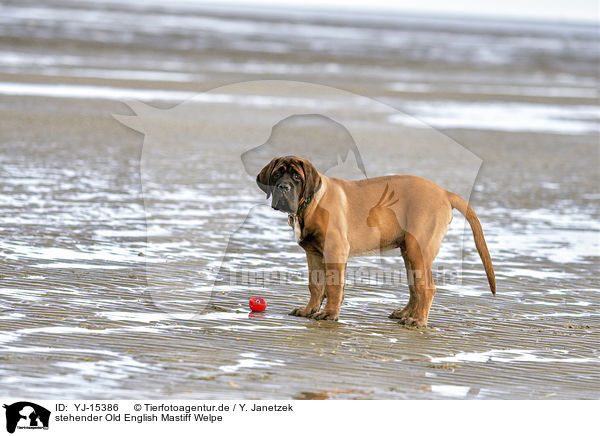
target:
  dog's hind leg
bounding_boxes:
[389,233,436,327]
[389,240,415,320]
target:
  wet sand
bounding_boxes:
[0,0,598,399]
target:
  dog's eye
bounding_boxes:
[273,170,282,179]
[292,173,301,181]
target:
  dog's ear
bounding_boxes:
[300,159,321,202]
[256,157,279,199]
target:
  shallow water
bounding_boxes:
[0,0,599,400]
[1,126,598,400]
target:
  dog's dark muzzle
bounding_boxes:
[272,183,296,212]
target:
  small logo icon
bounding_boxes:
[3,402,50,434]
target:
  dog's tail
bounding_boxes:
[447,192,496,295]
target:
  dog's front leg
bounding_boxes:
[290,251,325,318]
[310,238,348,321]
[310,261,347,321]
[308,229,349,321]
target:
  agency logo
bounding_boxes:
[115,80,482,318]
[3,402,50,434]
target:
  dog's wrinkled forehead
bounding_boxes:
[271,157,304,180]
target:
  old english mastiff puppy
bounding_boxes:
[256,155,496,327]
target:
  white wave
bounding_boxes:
[392,101,600,134]
[218,352,285,373]
[432,348,600,363]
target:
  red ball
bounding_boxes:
[249,297,267,312]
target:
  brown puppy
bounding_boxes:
[256,155,495,327]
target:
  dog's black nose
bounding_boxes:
[277,183,291,192]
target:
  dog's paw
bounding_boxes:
[398,316,427,328]
[388,308,409,319]
[289,307,316,318]
[310,310,339,321]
